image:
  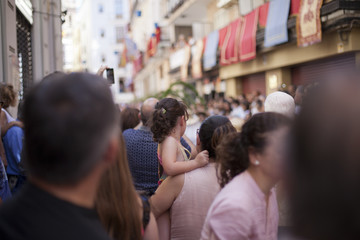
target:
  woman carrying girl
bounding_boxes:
[151,98,209,239]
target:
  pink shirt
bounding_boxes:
[171,163,220,240]
[201,171,279,240]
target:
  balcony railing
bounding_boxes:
[255,0,360,49]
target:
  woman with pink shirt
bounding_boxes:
[201,112,290,240]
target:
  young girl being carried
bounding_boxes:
[151,98,209,239]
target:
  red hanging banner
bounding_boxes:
[291,0,301,15]
[297,0,323,47]
[147,36,157,57]
[259,2,269,28]
[218,26,228,49]
[220,18,242,66]
[239,8,259,62]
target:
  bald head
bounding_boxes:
[141,98,159,126]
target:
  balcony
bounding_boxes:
[164,0,214,25]
[255,0,360,50]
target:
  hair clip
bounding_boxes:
[161,108,167,114]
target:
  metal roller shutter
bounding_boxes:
[16,8,33,100]
[241,72,266,95]
[291,53,356,86]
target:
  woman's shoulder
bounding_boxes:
[212,174,253,208]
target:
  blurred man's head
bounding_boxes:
[265,91,295,118]
[140,98,158,126]
[23,72,119,185]
[290,74,360,240]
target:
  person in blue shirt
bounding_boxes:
[123,98,197,195]
[0,156,11,202]
[2,102,26,194]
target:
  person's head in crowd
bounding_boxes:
[222,100,232,115]
[120,108,140,131]
[294,85,305,106]
[240,100,250,111]
[140,98,158,127]
[290,76,360,240]
[232,100,240,109]
[197,112,207,122]
[151,98,189,143]
[217,112,290,188]
[0,84,17,109]
[256,99,264,113]
[197,116,236,160]
[255,90,262,97]
[287,84,297,97]
[96,131,145,240]
[264,91,295,118]
[23,72,119,190]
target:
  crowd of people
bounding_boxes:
[0,70,359,240]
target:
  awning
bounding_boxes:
[203,30,219,70]
[259,2,269,28]
[297,0,323,47]
[192,40,204,79]
[220,18,242,66]
[264,0,290,48]
[239,8,259,62]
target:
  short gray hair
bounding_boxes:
[265,91,295,118]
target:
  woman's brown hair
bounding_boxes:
[120,107,140,131]
[216,112,290,188]
[151,98,189,143]
[95,132,143,240]
[0,84,17,109]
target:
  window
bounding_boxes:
[115,0,123,18]
[116,26,125,43]
[99,4,103,13]
[100,29,105,38]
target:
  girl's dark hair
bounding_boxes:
[151,98,189,143]
[120,107,140,131]
[198,116,236,159]
[216,112,290,188]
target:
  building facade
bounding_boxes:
[0,0,63,116]
[130,0,360,100]
[70,0,134,103]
